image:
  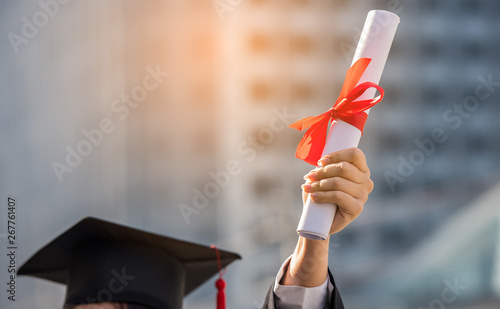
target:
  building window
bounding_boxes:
[421,40,441,60]
[250,80,273,102]
[249,33,272,54]
[462,41,484,59]
[290,35,314,55]
[422,86,444,107]
[421,0,439,12]
[290,82,314,102]
[461,0,481,14]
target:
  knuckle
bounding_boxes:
[355,202,364,216]
[313,192,324,202]
[315,167,324,179]
[360,191,369,203]
[352,147,364,157]
[361,171,370,182]
[330,177,342,188]
[352,148,365,161]
[312,181,321,190]
[323,164,332,176]
[331,191,342,202]
[336,163,345,176]
[319,179,329,188]
[330,152,340,163]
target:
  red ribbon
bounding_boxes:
[211,245,226,309]
[288,58,385,165]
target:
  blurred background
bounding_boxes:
[1,0,500,308]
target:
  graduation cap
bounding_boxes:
[18,217,241,309]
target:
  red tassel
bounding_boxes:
[215,278,226,309]
[211,245,227,309]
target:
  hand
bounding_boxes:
[301,148,374,235]
[281,148,373,288]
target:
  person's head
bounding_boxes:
[64,303,124,309]
[64,303,150,309]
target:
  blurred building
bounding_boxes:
[1,0,500,309]
[330,1,500,308]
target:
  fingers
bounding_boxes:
[302,177,370,201]
[306,161,367,184]
[317,148,369,174]
[300,148,372,235]
[309,190,364,219]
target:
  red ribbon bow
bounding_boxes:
[288,58,385,165]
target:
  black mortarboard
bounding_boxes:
[18,217,241,309]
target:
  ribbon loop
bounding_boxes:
[288,58,385,165]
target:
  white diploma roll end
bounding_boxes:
[297,10,400,240]
[297,200,336,241]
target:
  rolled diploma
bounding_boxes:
[297,10,400,240]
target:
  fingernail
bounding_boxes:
[311,193,318,200]
[301,184,311,191]
[317,157,329,166]
[305,171,317,180]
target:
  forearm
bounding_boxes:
[280,236,330,287]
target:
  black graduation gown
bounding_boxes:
[262,268,344,309]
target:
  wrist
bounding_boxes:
[285,236,329,287]
[294,236,330,264]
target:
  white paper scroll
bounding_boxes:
[297,10,400,240]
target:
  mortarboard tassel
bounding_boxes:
[215,278,226,309]
[211,245,226,309]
